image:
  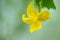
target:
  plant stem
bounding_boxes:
[35,0,42,12]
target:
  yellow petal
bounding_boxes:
[22,14,32,24]
[38,10,51,21]
[30,21,42,32]
[27,2,33,16]
[27,2,39,17]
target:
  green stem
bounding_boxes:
[35,0,42,12]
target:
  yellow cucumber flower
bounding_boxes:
[22,2,51,32]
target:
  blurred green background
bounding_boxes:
[0,0,60,40]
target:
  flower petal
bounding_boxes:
[22,14,32,24]
[38,10,51,21]
[27,2,39,17]
[27,2,33,16]
[30,21,42,32]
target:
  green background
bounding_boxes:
[0,0,60,40]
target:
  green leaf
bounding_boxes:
[41,0,56,9]
[35,0,56,9]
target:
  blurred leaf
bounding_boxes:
[35,0,56,9]
[42,0,56,9]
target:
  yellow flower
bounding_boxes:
[22,2,51,32]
